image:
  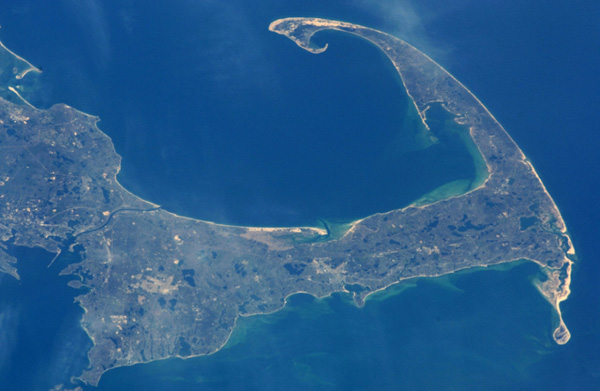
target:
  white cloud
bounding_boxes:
[352,0,454,65]
[0,305,19,372]
[61,0,112,70]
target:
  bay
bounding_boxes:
[97,262,556,391]
[0,0,476,228]
[0,246,90,391]
[0,1,598,390]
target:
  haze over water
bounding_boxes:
[0,1,598,390]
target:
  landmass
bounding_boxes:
[0,18,574,388]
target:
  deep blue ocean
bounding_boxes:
[0,1,598,390]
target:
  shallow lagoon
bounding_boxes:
[0,2,479,229]
[0,1,598,390]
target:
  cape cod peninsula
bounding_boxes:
[0,18,574,388]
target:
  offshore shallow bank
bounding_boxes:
[0,13,576,390]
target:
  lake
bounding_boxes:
[0,1,598,390]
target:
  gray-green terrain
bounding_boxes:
[0,18,574,388]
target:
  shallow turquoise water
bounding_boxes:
[0,1,479,228]
[97,262,557,391]
[0,1,598,390]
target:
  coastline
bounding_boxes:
[77,19,576,380]
[0,39,42,79]
[7,86,38,109]
[0,35,493,236]
[0,15,577,387]
[0,22,573,249]
[91,254,570,387]
[269,16,571,249]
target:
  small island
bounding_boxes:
[0,18,574,388]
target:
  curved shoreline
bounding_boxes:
[0,17,576,388]
[92,254,571,386]
[0,39,42,79]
